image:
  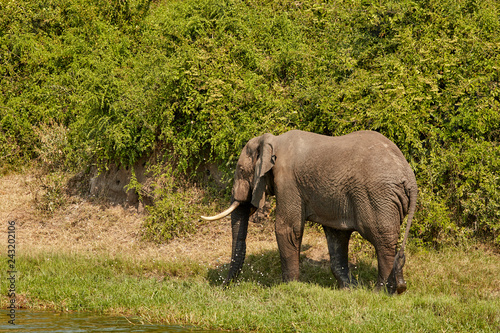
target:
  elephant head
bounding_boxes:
[201,133,275,284]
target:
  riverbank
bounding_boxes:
[1,171,499,331]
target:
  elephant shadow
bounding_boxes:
[207,248,379,289]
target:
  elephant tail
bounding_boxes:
[390,182,417,294]
[398,182,417,260]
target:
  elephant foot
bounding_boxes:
[282,272,300,283]
[347,278,359,289]
[396,280,407,294]
[375,282,386,293]
[392,273,407,294]
[336,275,358,290]
[386,253,407,294]
[377,276,407,295]
[386,281,407,294]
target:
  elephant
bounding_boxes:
[202,130,417,294]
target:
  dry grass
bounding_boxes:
[0,171,335,269]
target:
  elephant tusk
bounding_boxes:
[201,201,240,221]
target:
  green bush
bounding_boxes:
[140,163,218,243]
[1,0,498,245]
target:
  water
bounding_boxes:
[0,310,220,332]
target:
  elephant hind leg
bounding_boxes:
[373,239,406,294]
[357,209,406,294]
[323,227,355,289]
[387,251,407,294]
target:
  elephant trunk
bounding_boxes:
[224,202,251,285]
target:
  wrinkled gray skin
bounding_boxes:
[220,130,417,294]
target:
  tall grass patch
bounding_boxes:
[2,246,499,331]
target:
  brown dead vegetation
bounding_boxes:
[0,170,334,268]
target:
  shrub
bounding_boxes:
[140,163,216,243]
[1,0,499,245]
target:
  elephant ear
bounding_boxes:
[251,134,275,209]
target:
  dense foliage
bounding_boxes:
[1,0,499,245]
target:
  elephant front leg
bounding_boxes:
[275,219,304,282]
[323,227,355,289]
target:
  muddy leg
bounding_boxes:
[324,227,356,288]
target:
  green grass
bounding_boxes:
[3,245,499,332]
